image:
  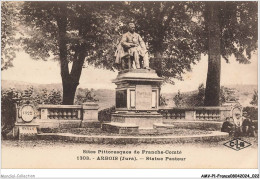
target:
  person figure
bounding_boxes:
[242,112,256,137]
[233,113,243,137]
[115,22,149,69]
[221,117,234,136]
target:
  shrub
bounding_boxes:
[243,106,258,121]
[243,106,258,131]
[75,88,99,104]
[196,83,205,106]
[98,106,115,123]
[173,90,184,107]
[1,88,22,139]
[159,94,168,106]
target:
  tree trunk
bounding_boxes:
[62,79,78,105]
[63,50,85,105]
[204,2,221,106]
[61,53,85,105]
[56,3,75,105]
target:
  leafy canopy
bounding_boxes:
[1,2,21,70]
[21,2,129,70]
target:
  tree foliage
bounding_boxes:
[128,2,203,83]
[1,2,21,70]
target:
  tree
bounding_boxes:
[1,2,21,70]
[203,2,257,106]
[20,2,126,104]
[130,2,257,105]
[19,1,204,104]
[128,2,257,105]
[128,2,203,83]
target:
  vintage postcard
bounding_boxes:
[1,1,259,178]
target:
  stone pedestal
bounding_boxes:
[81,102,100,128]
[14,123,39,140]
[13,104,39,140]
[107,69,166,131]
[112,112,163,128]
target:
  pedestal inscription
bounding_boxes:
[20,104,35,122]
[19,125,38,140]
[136,85,152,110]
[116,90,127,108]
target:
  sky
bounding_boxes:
[1,51,258,93]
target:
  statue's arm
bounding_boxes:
[121,34,134,48]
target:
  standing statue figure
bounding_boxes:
[115,23,150,70]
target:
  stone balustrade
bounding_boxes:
[160,108,186,120]
[38,105,82,120]
[35,102,99,129]
[159,106,231,121]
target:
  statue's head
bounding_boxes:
[128,23,135,33]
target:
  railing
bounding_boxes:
[159,109,185,120]
[38,105,82,120]
[195,109,220,120]
[159,106,231,121]
[37,102,99,122]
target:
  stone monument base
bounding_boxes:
[111,112,163,128]
[101,121,175,135]
[13,123,39,140]
[102,122,139,134]
[103,112,175,134]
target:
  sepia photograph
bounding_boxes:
[1,0,259,178]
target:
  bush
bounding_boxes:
[243,106,258,131]
[173,90,184,107]
[243,106,258,121]
[98,106,115,123]
[34,89,62,105]
[75,88,99,104]
[1,88,21,139]
[159,94,168,106]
